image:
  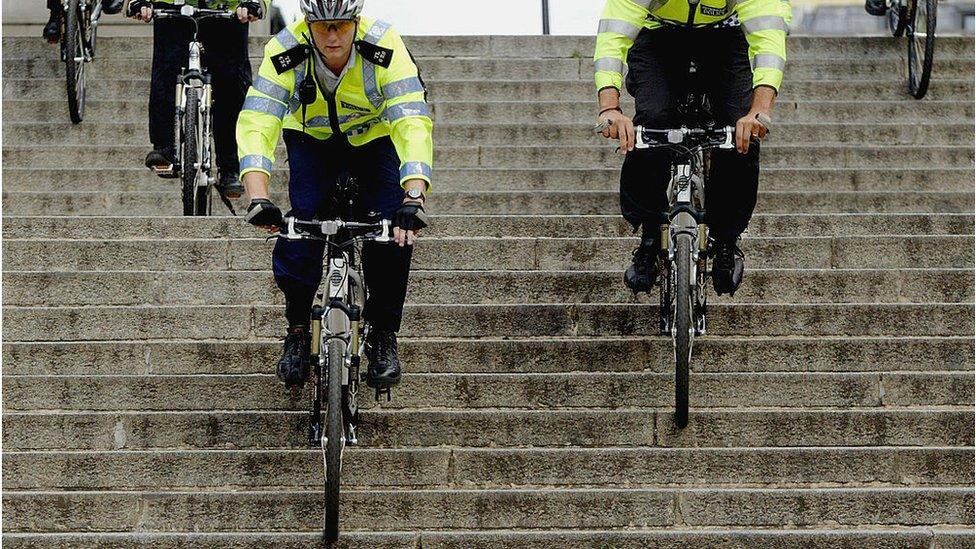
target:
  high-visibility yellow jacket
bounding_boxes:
[594,0,792,93]
[236,16,433,188]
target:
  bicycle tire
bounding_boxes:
[907,0,936,99]
[888,0,909,37]
[673,234,693,429]
[181,88,200,217]
[64,0,85,124]
[323,338,344,543]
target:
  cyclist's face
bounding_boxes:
[310,19,357,63]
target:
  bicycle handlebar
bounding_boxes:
[634,125,735,150]
[273,217,393,244]
[152,6,237,20]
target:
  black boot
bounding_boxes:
[711,239,745,296]
[43,11,61,43]
[624,232,660,293]
[365,329,402,388]
[277,326,311,389]
[216,171,245,200]
[102,0,124,14]
[865,0,888,15]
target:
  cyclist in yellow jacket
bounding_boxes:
[595,0,791,296]
[238,0,432,390]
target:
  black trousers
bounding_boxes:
[149,13,250,172]
[621,26,760,243]
[275,131,412,331]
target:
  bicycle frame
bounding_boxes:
[169,18,214,192]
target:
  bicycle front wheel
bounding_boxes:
[907,0,936,99]
[323,338,345,543]
[181,88,200,216]
[673,234,693,429]
[64,0,85,124]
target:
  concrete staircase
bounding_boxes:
[2,34,974,547]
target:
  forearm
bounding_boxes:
[751,85,777,113]
[243,171,270,200]
[598,87,622,111]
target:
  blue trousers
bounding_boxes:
[274,130,412,331]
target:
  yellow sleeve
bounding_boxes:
[379,29,434,190]
[594,0,649,92]
[236,31,296,181]
[735,0,791,91]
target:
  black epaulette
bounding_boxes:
[355,40,394,68]
[271,44,310,74]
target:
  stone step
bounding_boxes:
[5,213,973,239]
[4,145,975,174]
[4,34,973,59]
[5,408,972,450]
[6,77,976,103]
[3,303,972,342]
[4,487,973,532]
[4,336,972,376]
[4,236,972,271]
[5,189,971,216]
[4,99,973,124]
[2,528,974,549]
[5,446,971,491]
[7,55,975,81]
[3,167,972,193]
[5,119,973,147]
[3,269,972,306]
[3,370,972,412]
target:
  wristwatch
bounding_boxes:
[405,188,425,201]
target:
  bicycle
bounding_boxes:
[59,0,105,123]
[887,0,936,98]
[596,61,743,429]
[150,4,237,216]
[265,179,393,544]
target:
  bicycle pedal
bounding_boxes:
[150,165,179,179]
[374,386,392,402]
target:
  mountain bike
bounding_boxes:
[887,0,936,98]
[150,4,237,216]
[268,181,393,544]
[59,0,104,123]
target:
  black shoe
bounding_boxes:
[102,0,124,14]
[277,326,311,389]
[865,0,888,15]
[216,171,245,200]
[43,13,61,43]
[624,236,660,293]
[364,329,402,388]
[145,146,176,169]
[711,239,745,296]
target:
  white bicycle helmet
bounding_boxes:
[300,0,364,21]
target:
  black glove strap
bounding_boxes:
[394,202,429,232]
[245,199,282,227]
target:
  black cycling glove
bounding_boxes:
[393,201,429,232]
[245,198,283,227]
[126,0,151,17]
[239,1,264,19]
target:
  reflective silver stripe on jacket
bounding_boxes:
[400,161,432,181]
[243,95,287,119]
[251,76,290,103]
[385,101,430,122]
[241,154,273,173]
[361,20,392,109]
[597,18,642,40]
[274,27,300,50]
[288,61,307,114]
[740,15,789,33]
[751,52,786,71]
[594,57,625,73]
[382,77,425,99]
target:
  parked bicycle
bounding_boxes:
[257,176,394,544]
[150,4,237,216]
[887,0,936,98]
[59,0,106,123]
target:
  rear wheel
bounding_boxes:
[181,88,200,216]
[323,338,345,543]
[64,0,85,124]
[907,0,936,99]
[673,234,693,429]
[888,0,909,36]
